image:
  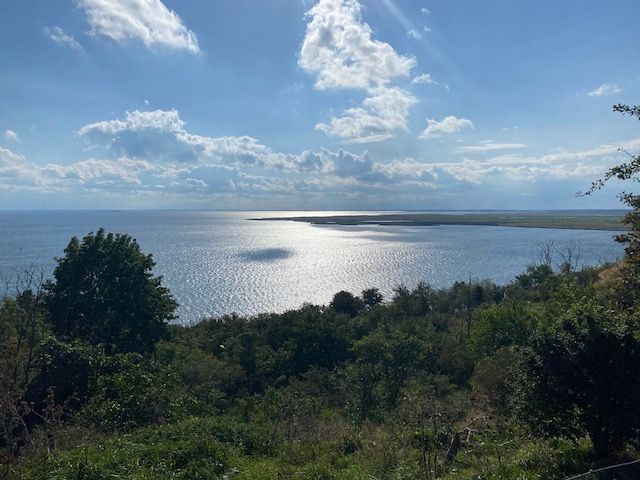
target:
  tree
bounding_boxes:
[348,329,429,419]
[469,301,538,359]
[361,288,383,309]
[514,299,640,456]
[583,104,640,302]
[329,290,363,317]
[44,229,176,353]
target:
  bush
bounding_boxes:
[25,338,104,412]
[514,298,640,456]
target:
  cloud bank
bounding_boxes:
[1,108,635,209]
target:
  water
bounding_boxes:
[0,211,624,324]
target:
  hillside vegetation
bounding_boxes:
[1,232,639,479]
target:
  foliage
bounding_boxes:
[25,337,104,411]
[514,298,640,456]
[583,104,640,304]
[44,228,176,353]
[329,290,363,317]
[469,302,539,359]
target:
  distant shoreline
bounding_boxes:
[254,212,627,231]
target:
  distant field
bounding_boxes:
[256,211,627,231]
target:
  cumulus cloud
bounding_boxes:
[76,0,199,53]
[421,116,474,139]
[407,29,422,40]
[3,130,21,143]
[588,83,623,97]
[77,109,280,167]
[323,148,372,176]
[76,109,381,178]
[5,108,418,198]
[300,0,415,90]
[316,87,416,140]
[300,0,417,142]
[372,157,437,183]
[44,26,83,51]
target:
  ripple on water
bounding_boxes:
[0,211,625,323]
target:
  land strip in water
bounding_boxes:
[256,211,627,231]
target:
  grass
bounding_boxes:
[255,211,627,231]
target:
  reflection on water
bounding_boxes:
[0,211,624,323]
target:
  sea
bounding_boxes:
[0,211,625,324]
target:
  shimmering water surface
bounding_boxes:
[0,211,624,323]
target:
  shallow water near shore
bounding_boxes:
[0,210,624,323]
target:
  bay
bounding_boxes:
[0,211,624,323]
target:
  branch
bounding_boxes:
[565,459,640,480]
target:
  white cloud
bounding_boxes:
[421,8,430,14]
[3,130,21,143]
[316,87,416,139]
[76,109,385,178]
[68,109,629,198]
[410,138,640,184]
[4,105,640,205]
[341,133,394,144]
[411,73,449,89]
[457,142,526,153]
[43,26,84,52]
[300,0,417,142]
[411,73,434,84]
[44,26,84,51]
[407,29,422,40]
[300,0,415,90]
[76,0,200,53]
[588,83,623,97]
[421,116,474,139]
[373,157,436,181]
[77,109,291,168]
[0,147,24,166]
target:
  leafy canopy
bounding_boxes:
[44,228,176,353]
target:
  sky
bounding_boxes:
[1,0,639,210]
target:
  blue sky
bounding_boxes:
[1,0,639,210]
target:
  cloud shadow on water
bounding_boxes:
[239,248,294,262]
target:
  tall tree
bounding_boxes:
[44,229,176,353]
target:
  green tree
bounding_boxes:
[514,298,640,456]
[329,290,363,317]
[25,337,104,410]
[361,288,383,309]
[469,301,538,359]
[348,329,429,419]
[44,229,177,353]
[584,104,640,302]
